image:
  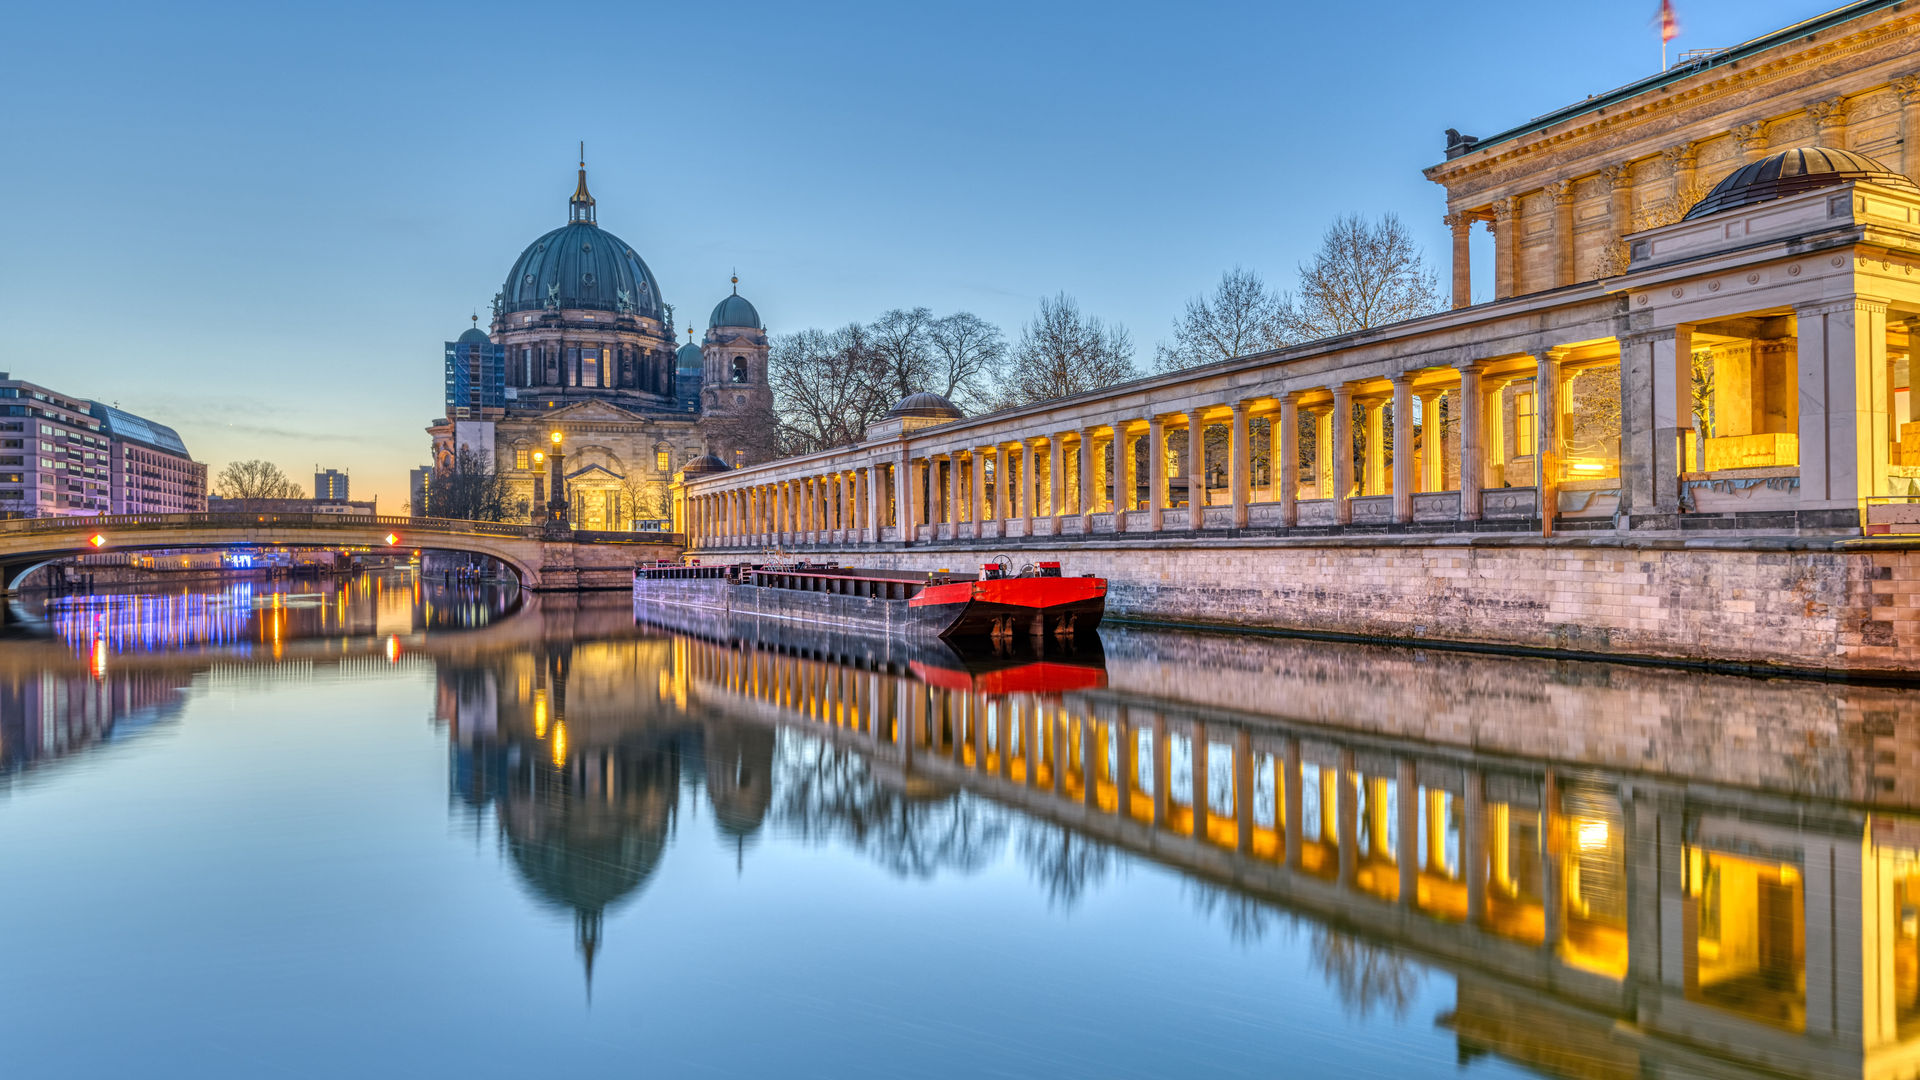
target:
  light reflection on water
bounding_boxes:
[1,574,1918,1078]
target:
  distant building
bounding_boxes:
[0,373,209,519]
[314,468,350,501]
[409,466,432,517]
[445,317,507,420]
[89,403,208,514]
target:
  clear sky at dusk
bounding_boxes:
[0,0,1834,507]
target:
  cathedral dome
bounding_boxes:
[887,392,963,420]
[499,165,664,319]
[709,288,761,329]
[676,340,704,374]
[457,326,491,345]
[1682,146,1917,220]
[682,453,731,477]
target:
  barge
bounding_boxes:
[633,559,1106,645]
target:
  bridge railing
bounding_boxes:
[0,512,684,546]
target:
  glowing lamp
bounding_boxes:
[550,430,563,445]
[89,534,106,548]
[533,451,544,463]
[385,532,399,546]
[1575,818,1610,851]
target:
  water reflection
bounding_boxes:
[7,573,1920,1078]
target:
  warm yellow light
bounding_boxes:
[533,451,544,463]
[534,696,548,739]
[385,635,401,663]
[1569,460,1605,474]
[91,638,107,679]
[1575,818,1609,851]
[551,722,568,766]
[550,430,563,445]
[89,534,106,548]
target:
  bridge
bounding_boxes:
[0,512,683,593]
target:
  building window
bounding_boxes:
[1515,391,1537,457]
[730,356,748,383]
[515,449,530,470]
[656,450,670,472]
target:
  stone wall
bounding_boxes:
[728,538,1920,676]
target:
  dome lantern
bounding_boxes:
[569,142,596,225]
[708,276,762,329]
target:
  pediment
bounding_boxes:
[565,462,625,482]
[540,399,645,422]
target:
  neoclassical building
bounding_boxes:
[428,159,772,529]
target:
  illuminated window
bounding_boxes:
[656,450,670,472]
[1515,391,1537,456]
[514,449,530,470]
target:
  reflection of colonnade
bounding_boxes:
[677,635,1920,1080]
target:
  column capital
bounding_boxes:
[1894,73,1920,104]
[1545,178,1575,206]
[1490,196,1516,223]
[1661,141,1697,172]
[1443,211,1475,234]
[1529,346,1575,365]
[1806,94,1850,125]
[1388,370,1418,387]
[1452,358,1489,375]
[1329,383,1355,402]
[1599,162,1633,190]
[1733,120,1769,152]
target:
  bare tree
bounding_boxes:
[995,293,1136,409]
[1155,267,1289,373]
[425,445,514,522]
[214,459,302,500]
[867,306,937,404]
[1279,214,1443,342]
[619,472,667,528]
[1308,928,1424,1021]
[1016,821,1117,910]
[768,325,890,455]
[927,311,1007,413]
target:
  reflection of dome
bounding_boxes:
[704,720,775,839]
[499,166,664,318]
[709,291,761,329]
[676,340,704,374]
[682,453,731,477]
[887,392,963,420]
[1683,146,1918,220]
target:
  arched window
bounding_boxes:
[730,356,748,384]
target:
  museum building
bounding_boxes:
[427,159,771,530]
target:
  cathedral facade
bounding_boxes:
[428,160,770,530]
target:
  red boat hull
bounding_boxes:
[908,576,1107,641]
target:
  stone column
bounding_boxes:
[1457,362,1485,520]
[1647,326,1693,514]
[1229,400,1251,528]
[1282,739,1303,871]
[1191,724,1209,844]
[1897,77,1920,183]
[1363,398,1386,496]
[1602,163,1634,247]
[1809,96,1850,148]
[772,483,785,545]
[1734,121,1770,166]
[1490,199,1516,300]
[1337,748,1358,889]
[1233,730,1253,855]
[1078,427,1096,532]
[948,452,964,538]
[1445,212,1473,309]
[1279,395,1300,526]
[1187,412,1206,531]
[1049,434,1066,535]
[1391,375,1414,523]
[1547,179,1576,288]
[970,447,987,539]
[1148,415,1167,531]
[1019,440,1035,539]
[1798,298,1891,515]
[1663,141,1697,199]
[994,443,1011,536]
[900,451,921,542]
[1536,351,1565,527]
[867,466,884,542]
[1113,426,1132,532]
[1397,760,1419,907]
[1464,772,1486,925]
[1331,386,1354,523]
[1418,392,1444,493]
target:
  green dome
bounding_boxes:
[457,327,491,345]
[676,341,704,374]
[709,291,761,329]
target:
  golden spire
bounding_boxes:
[731,269,739,295]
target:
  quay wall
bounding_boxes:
[696,537,1920,676]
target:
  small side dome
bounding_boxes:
[457,327,491,345]
[1682,146,1918,220]
[709,292,761,329]
[682,453,731,477]
[676,340,704,374]
[886,392,964,420]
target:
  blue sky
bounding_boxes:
[0,0,1833,507]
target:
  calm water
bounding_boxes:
[4,572,1917,1079]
